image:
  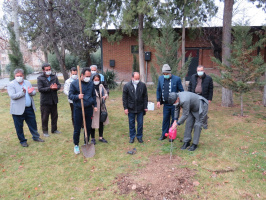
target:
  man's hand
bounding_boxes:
[22,87,26,93]
[94,107,98,112]
[78,94,84,99]
[50,83,58,90]
[102,95,107,100]
[208,100,211,103]
[28,87,34,94]
[124,109,128,115]
[157,102,160,109]
[171,120,177,130]
[144,109,148,112]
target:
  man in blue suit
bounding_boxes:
[156,64,184,141]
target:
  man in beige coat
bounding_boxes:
[91,74,109,144]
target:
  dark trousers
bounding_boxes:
[73,106,93,145]
[91,122,104,138]
[128,112,144,139]
[162,104,175,136]
[12,106,40,144]
[40,104,58,133]
[69,103,74,126]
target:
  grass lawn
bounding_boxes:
[0,87,265,199]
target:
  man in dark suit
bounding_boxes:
[37,63,61,137]
[123,72,148,143]
[156,64,184,141]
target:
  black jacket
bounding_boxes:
[68,80,97,109]
[123,81,148,113]
[188,73,213,101]
[37,73,61,106]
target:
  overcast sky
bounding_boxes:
[0,0,265,27]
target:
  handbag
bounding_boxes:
[100,91,108,123]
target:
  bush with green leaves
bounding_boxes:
[102,69,118,89]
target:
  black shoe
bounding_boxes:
[52,130,61,134]
[33,138,45,142]
[188,144,198,151]
[21,142,29,147]
[91,138,96,145]
[159,136,167,140]
[99,138,108,143]
[169,139,174,142]
[181,142,191,150]
[129,138,134,143]
[137,138,143,143]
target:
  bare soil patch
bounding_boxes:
[117,155,196,200]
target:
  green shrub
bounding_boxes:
[102,69,118,89]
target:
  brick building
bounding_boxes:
[101,27,265,82]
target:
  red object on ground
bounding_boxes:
[165,127,177,140]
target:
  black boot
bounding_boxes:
[181,142,190,150]
[188,144,198,151]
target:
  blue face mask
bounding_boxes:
[164,75,170,79]
[197,71,204,76]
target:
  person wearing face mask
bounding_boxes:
[69,67,97,154]
[90,65,109,94]
[37,63,61,137]
[168,92,209,151]
[64,67,78,126]
[7,69,45,147]
[188,65,213,128]
[188,65,213,103]
[90,74,109,144]
[156,64,184,142]
[122,72,148,143]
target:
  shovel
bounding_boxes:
[77,65,95,158]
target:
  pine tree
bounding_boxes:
[212,26,266,116]
[151,14,190,85]
[7,24,27,80]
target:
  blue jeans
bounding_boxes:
[12,106,40,144]
[73,106,93,145]
[128,112,144,139]
[162,104,175,137]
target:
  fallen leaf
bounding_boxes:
[34,187,38,190]
[132,184,137,190]
[242,170,245,172]
[2,169,6,172]
[193,181,200,186]
[192,161,198,166]
[256,194,260,198]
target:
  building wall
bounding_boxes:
[102,29,221,82]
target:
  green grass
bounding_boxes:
[0,87,265,199]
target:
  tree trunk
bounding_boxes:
[138,13,145,83]
[11,0,19,44]
[44,50,48,63]
[47,0,68,80]
[181,15,187,90]
[240,93,243,116]
[221,0,234,107]
[263,71,266,106]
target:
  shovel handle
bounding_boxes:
[77,66,88,144]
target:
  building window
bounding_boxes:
[2,57,6,61]
[131,45,139,54]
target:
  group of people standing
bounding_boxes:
[7,62,212,153]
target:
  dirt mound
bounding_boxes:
[117,155,196,200]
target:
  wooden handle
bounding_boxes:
[77,65,88,144]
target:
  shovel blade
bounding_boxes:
[81,143,95,158]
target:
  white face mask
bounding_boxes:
[15,77,23,83]
[133,80,139,85]
[71,74,78,80]
[94,81,100,85]
[45,71,52,76]
[83,77,90,82]
[197,71,204,76]
[91,71,97,74]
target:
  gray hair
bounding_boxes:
[197,65,204,70]
[14,68,24,75]
[132,72,140,77]
[90,65,97,70]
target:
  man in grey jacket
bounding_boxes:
[168,91,208,151]
[7,69,45,147]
